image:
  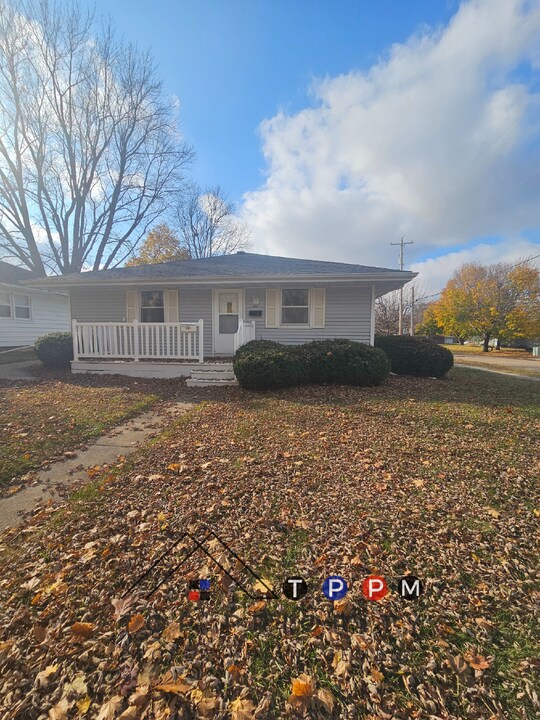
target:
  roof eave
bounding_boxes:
[27,271,417,288]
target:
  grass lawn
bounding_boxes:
[453,358,540,378]
[444,344,532,357]
[0,375,163,487]
[0,368,538,719]
[0,347,36,364]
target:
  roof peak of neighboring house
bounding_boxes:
[27,251,417,287]
[0,260,43,286]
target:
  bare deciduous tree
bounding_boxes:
[0,0,193,274]
[375,282,429,336]
[175,184,250,258]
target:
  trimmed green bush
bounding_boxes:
[34,332,74,369]
[374,335,453,378]
[233,341,308,390]
[233,338,390,390]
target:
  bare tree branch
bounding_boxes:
[0,0,193,274]
[175,184,250,258]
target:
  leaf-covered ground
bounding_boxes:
[0,368,538,719]
[0,373,178,488]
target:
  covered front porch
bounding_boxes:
[70,318,254,381]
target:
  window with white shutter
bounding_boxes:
[310,287,325,328]
[125,290,138,322]
[265,289,279,327]
[164,289,179,322]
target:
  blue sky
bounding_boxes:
[83,0,458,201]
[81,0,540,290]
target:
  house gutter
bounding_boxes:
[26,271,417,289]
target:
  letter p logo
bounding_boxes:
[322,575,348,600]
[362,575,388,601]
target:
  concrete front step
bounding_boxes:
[190,370,236,380]
[186,377,238,387]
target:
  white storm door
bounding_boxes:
[214,289,242,355]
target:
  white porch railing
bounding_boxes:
[233,319,256,353]
[72,319,204,363]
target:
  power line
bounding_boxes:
[390,236,413,334]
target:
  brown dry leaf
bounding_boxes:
[197,693,220,717]
[111,596,133,622]
[371,668,384,683]
[247,600,266,613]
[291,673,315,697]
[155,679,192,695]
[229,697,256,720]
[36,664,59,687]
[351,634,369,650]
[127,613,145,634]
[465,650,492,670]
[96,696,123,720]
[76,696,91,715]
[486,507,501,519]
[412,479,424,488]
[475,617,494,629]
[162,621,182,642]
[33,624,47,643]
[334,597,353,615]
[70,622,95,640]
[118,708,138,720]
[226,663,245,682]
[48,697,73,720]
[316,688,335,713]
[253,578,273,595]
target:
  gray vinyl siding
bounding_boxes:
[244,285,372,345]
[68,282,373,357]
[0,287,69,348]
[178,288,212,357]
[70,285,213,356]
[70,287,127,322]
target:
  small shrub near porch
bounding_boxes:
[34,332,73,369]
[233,338,390,389]
[374,335,454,378]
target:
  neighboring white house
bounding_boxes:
[0,261,70,349]
[28,252,416,379]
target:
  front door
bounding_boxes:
[214,289,242,355]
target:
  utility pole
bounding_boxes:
[390,236,413,334]
[410,285,415,336]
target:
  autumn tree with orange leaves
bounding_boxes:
[429,261,540,351]
[126,224,190,266]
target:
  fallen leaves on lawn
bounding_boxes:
[0,373,538,719]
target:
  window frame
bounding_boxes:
[0,290,12,319]
[0,290,32,321]
[13,293,31,320]
[280,288,310,327]
[139,290,165,323]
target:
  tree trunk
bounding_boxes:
[482,333,491,352]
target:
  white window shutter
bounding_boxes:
[266,289,279,327]
[126,290,138,322]
[164,289,179,323]
[311,287,326,328]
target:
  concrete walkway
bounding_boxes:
[454,363,540,382]
[0,401,193,531]
[0,360,41,381]
[453,353,540,371]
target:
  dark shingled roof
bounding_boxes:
[0,261,39,286]
[32,252,409,285]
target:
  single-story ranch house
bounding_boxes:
[0,261,69,349]
[28,252,416,383]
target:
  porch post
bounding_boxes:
[198,319,204,363]
[71,319,79,361]
[133,319,140,361]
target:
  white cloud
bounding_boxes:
[242,0,540,287]
[410,237,540,294]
